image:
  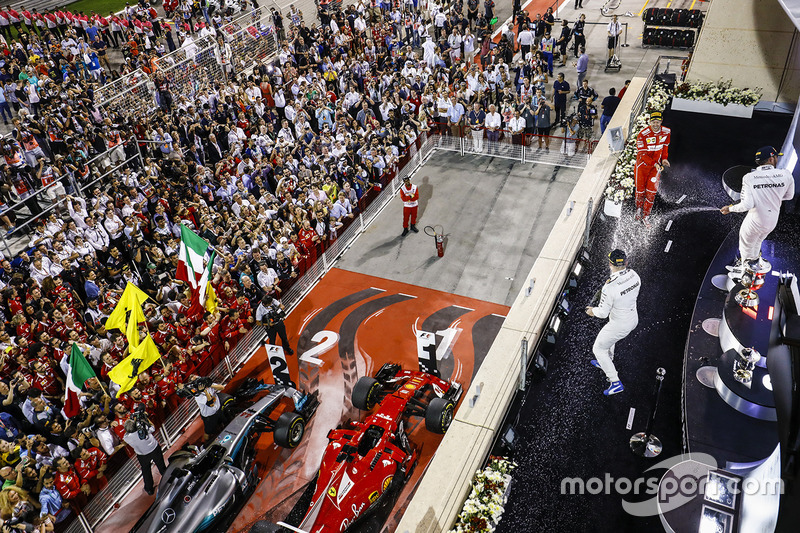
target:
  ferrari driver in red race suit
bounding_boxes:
[635,111,671,225]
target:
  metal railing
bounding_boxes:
[431,122,597,169]
[628,54,687,134]
[0,135,143,258]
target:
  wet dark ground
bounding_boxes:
[496,109,795,533]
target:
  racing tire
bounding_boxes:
[425,397,455,434]
[352,377,381,411]
[273,412,306,448]
[249,521,283,533]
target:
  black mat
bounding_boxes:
[496,109,794,532]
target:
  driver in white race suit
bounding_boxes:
[586,249,641,396]
[721,146,795,274]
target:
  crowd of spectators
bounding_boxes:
[0,0,621,529]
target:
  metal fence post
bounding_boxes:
[321,249,329,272]
[224,355,234,379]
[160,426,172,448]
[70,175,83,199]
[584,197,593,249]
[359,212,365,233]
[520,338,528,391]
[521,139,525,163]
[77,512,94,533]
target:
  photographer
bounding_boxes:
[177,377,225,444]
[256,296,293,355]
[122,415,166,496]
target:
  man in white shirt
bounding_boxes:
[422,36,437,67]
[721,146,795,273]
[586,249,641,396]
[484,104,502,154]
[518,26,533,59]
[607,15,622,66]
[189,379,225,444]
[508,110,526,146]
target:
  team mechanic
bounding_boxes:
[634,111,671,225]
[721,146,795,273]
[586,249,641,396]
[400,175,419,236]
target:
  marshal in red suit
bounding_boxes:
[634,111,671,223]
[400,176,419,236]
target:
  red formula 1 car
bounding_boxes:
[252,363,462,533]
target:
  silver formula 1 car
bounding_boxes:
[131,379,319,533]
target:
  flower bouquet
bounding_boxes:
[449,456,517,533]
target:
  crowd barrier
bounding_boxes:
[0,133,144,258]
[95,9,278,118]
[430,121,598,169]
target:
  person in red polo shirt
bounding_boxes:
[74,445,107,493]
[54,456,89,510]
[399,175,419,236]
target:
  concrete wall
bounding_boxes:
[687,0,800,105]
[395,77,648,533]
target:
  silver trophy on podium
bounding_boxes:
[733,347,761,386]
[734,265,761,308]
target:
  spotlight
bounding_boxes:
[566,251,588,293]
[532,349,548,377]
[558,291,570,316]
[545,314,562,347]
[493,424,518,458]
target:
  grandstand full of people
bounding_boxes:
[0,0,601,529]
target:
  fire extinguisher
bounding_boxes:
[424,225,445,257]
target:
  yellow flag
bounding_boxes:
[105,283,150,332]
[126,312,141,349]
[205,281,218,313]
[108,335,162,397]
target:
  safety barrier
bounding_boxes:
[0,134,144,258]
[94,10,278,119]
[94,69,155,119]
[432,122,597,169]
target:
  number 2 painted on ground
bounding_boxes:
[267,345,296,388]
[300,330,340,366]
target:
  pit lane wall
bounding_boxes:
[396,77,649,533]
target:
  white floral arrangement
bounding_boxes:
[674,79,762,107]
[449,456,517,533]
[604,81,671,202]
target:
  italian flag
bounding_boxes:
[177,224,210,289]
[64,343,97,418]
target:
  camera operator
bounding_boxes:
[177,377,225,444]
[122,413,166,496]
[256,296,294,355]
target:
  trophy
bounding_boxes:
[733,347,761,385]
[734,266,760,308]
